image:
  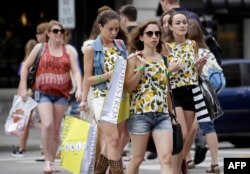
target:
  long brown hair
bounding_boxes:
[128,19,163,53]
[188,18,208,49]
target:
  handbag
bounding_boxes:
[146,56,183,155]
[199,75,224,120]
[27,43,44,88]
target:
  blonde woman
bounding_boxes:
[19,20,82,172]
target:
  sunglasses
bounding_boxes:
[144,31,161,37]
[51,29,65,34]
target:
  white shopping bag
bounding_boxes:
[5,95,38,136]
[101,59,127,124]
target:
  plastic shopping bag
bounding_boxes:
[5,95,38,136]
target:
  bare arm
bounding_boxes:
[124,54,145,93]
[19,43,43,100]
[66,45,82,101]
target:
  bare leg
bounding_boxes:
[127,133,149,174]
[206,132,219,165]
[183,117,198,158]
[153,130,173,174]
[18,115,32,151]
[52,104,67,159]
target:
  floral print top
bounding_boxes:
[93,47,123,98]
[166,39,198,89]
[130,59,169,114]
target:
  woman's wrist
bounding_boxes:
[82,98,87,102]
[106,72,109,80]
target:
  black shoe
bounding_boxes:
[35,155,45,162]
[194,146,208,165]
[11,146,25,158]
[146,152,157,160]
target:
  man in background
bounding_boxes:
[119,4,138,33]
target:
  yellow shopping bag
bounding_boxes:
[61,116,90,174]
[118,92,130,123]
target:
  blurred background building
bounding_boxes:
[0,0,250,88]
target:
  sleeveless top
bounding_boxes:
[130,59,169,114]
[92,35,127,90]
[93,47,124,98]
[35,43,72,97]
[166,39,198,89]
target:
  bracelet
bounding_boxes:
[137,65,145,72]
[97,75,103,83]
[166,69,173,77]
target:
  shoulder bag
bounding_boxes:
[27,43,44,88]
[198,75,224,120]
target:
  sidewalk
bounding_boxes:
[0,89,41,152]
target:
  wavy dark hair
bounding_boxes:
[128,19,163,53]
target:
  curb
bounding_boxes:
[0,145,41,152]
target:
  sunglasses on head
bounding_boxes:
[51,28,65,34]
[144,31,161,37]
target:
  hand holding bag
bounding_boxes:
[5,95,38,136]
[27,43,44,88]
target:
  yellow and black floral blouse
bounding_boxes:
[130,59,169,114]
[166,39,199,89]
[93,47,123,98]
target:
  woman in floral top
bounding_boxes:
[125,20,173,174]
[164,11,207,174]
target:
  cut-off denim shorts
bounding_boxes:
[199,121,215,135]
[34,90,68,106]
[127,112,173,135]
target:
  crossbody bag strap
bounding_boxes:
[162,55,179,124]
[34,43,44,65]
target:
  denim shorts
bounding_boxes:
[199,121,215,135]
[127,112,173,135]
[34,90,68,105]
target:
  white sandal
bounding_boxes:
[50,162,61,173]
[43,161,52,173]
